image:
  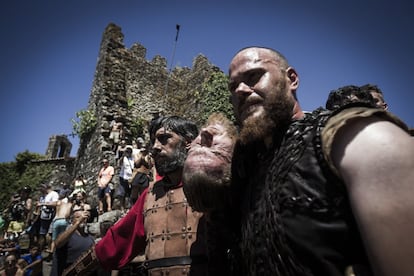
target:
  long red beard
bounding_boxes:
[239,83,294,145]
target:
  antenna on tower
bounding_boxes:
[164,24,180,97]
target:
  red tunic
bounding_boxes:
[95,188,148,270]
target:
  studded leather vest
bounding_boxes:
[231,108,372,276]
[143,178,208,275]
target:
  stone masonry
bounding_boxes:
[68,22,221,206]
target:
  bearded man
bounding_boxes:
[63,116,210,276]
[227,46,414,276]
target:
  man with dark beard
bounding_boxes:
[62,116,209,276]
[226,47,414,276]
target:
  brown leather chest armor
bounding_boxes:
[143,180,208,275]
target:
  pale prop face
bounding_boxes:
[182,121,235,211]
[185,123,234,173]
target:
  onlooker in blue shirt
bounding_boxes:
[20,244,43,276]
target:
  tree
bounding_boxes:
[71,109,97,138]
[199,71,235,124]
[129,117,146,139]
[0,151,53,212]
[15,150,44,175]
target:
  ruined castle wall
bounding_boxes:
[71,23,219,206]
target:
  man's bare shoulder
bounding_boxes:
[331,116,413,186]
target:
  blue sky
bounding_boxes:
[1,0,413,163]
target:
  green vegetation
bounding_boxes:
[71,109,97,138]
[0,151,53,212]
[200,71,235,124]
[130,117,146,138]
[127,97,135,110]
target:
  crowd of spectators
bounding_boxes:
[0,136,154,275]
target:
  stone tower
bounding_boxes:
[72,22,219,205]
[45,134,72,159]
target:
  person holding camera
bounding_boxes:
[37,184,58,252]
[117,147,134,212]
[50,208,94,276]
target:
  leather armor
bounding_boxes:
[143,180,208,275]
[231,108,372,276]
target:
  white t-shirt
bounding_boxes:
[119,156,134,180]
[45,190,59,203]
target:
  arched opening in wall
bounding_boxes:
[58,143,66,158]
[46,135,72,159]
